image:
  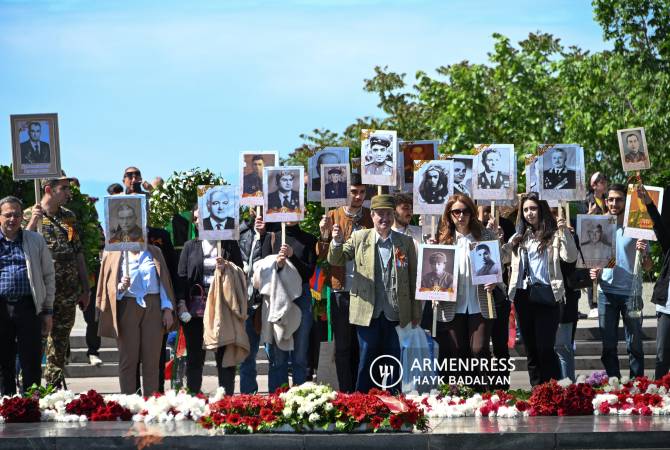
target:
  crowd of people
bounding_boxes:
[1,163,668,397]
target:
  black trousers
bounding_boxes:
[656,312,670,380]
[331,291,359,393]
[182,317,235,395]
[84,286,100,356]
[514,289,561,386]
[491,299,511,390]
[0,297,42,395]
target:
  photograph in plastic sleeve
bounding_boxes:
[538,144,586,201]
[240,151,278,206]
[576,214,616,268]
[197,185,239,241]
[469,240,503,285]
[416,244,458,301]
[472,144,515,200]
[104,194,147,252]
[308,147,349,202]
[623,184,664,241]
[10,113,62,180]
[360,129,397,186]
[400,140,438,187]
[263,166,305,223]
[320,163,350,208]
[413,160,452,215]
[618,127,650,172]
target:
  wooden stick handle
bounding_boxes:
[487,291,494,319]
[592,278,598,307]
[564,202,570,226]
[432,301,437,338]
[281,222,286,246]
[431,216,436,241]
[377,186,383,196]
[255,206,261,237]
[491,200,498,227]
[124,250,130,277]
[217,240,222,258]
[34,179,42,233]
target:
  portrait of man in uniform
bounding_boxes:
[577,215,617,268]
[240,151,278,206]
[418,164,450,204]
[324,167,347,199]
[243,155,265,196]
[401,141,438,185]
[618,127,650,172]
[364,135,394,176]
[477,147,510,190]
[472,243,499,276]
[108,200,145,245]
[452,156,473,197]
[421,251,454,291]
[469,240,503,285]
[543,147,576,190]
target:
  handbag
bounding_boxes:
[523,248,556,306]
[565,248,592,290]
[186,284,207,318]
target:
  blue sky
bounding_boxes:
[0,0,608,212]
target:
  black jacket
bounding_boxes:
[260,224,316,284]
[176,239,243,301]
[649,202,670,307]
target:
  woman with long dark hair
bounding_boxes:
[435,194,507,384]
[506,192,578,386]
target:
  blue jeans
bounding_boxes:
[598,291,644,378]
[239,306,261,394]
[555,322,575,382]
[355,315,400,393]
[265,283,313,392]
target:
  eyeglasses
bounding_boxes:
[124,170,141,179]
[1,213,22,219]
[450,208,471,217]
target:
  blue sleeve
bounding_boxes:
[159,281,173,310]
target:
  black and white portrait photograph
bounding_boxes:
[240,151,278,206]
[10,113,62,180]
[469,240,503,285]
[415,244,458,301]
[451,155,474,197]
[361,129,397,186]
[538,144,585,201]
[618,127,650,172]
[197,185,239,241]
[308,147,349,201]
[400,140,438,187]
[576,214,616,268]
[320,163,350,208]
[104,194,147,252]
[525,154,540,194]
[473,144,515,200]
[263,166,305,222]
[413,160,452,215]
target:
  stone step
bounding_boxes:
[67,347,269,364]
[573,325,657,341]
[63,360,270,378]
[509,340,657,357]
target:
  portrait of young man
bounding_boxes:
[20,121,51,165]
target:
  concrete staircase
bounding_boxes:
[63,318,658,379]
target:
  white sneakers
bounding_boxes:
[89,355,103,366]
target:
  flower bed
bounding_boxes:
[4,373,670,429]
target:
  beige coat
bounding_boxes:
[328,228,422,327]
[202,261,250,367]
[506,228,578,303]
[20,230,56,314]
[96,245,177,339]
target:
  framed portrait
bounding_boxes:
[413,160,452,215]
[240,151,279,207]
[400,140,438,187]
[450,155,474,197]
[263,166,305,223]
[104,194,147,252]
[469,240,503,285]
[391,152,405,192]
[538,144,586,201]
[618,127,650,172]
[623,184,664,241]
[308,147,349,202]
[524,153,540,194]
[197,185,239,241]
[472,144,516,200]
[360,129,397,186]
[415,244,458,301]
[576,214,616,268]
[320,163,350,208]
[10,113,62,180]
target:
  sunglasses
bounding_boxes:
[450,208,471,217]
[124,170,141,178]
